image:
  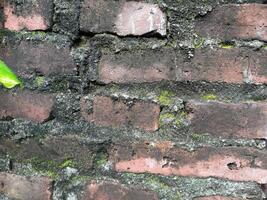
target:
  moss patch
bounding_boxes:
[201,93,218,101]
[158,90,175,106]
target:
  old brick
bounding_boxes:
[177,48,245,84]
[81,96,160,131]
[98,49,176,84]
[4,0,53,31]
[0,173,52,200]
[187,100,267,139]
[0,91,54,123]
[84,181,158,200]
[248,50,267,84]
[0,2,3,29]
[194,196,242,200]
[80,0,166,36]
[0,40,76,76]
[195,4,267,41]
[110,143,267,184]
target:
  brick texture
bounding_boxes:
[80,0,166,36]
[81,96,160,131]
[110,143,267,184]
[0,40,76,76]
[0,91,54,123]
[84,181,158,200]
[4,0,53,31]
[187,100,267,139]
[0,173,52,200]
[195,4,267,41]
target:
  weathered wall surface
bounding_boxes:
[0,0,267,199]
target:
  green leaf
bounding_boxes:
[0,59,21,89]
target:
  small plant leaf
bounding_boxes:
[0,60,21,89]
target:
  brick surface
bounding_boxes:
[187,100,267,139]
[80,0,166,36]
[84,181,158,200]
[98,48,266,84]
[110,143,267,184]
[81,96,160,131]
[4,0,53,31]
[0,40,76,76]
[0,173,52,200]
[0,1,3,29]
[177,48,245,84]
[98,49,176,83]
[195,4,267,41]
[0,91,54,123]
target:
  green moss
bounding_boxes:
[24,157,60,179]
[95,152,108,167]
[263,45,267,50]
[201,93,218,101]
[158,91,175,106]
[35,76,45,87]
[59,158,76,169]
[219,42,234,49]
[159,113,176,126]
[147,176,170,191]
[193,36,205,49]
[191,133,206,141]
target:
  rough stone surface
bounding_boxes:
[0,172,52,200]
[194,196,242,200]
[0,91,54,123]
[195,4,267,41]
[80,0,166,36]
[4,0,53,31]
[84,181,158,200]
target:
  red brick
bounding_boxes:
[177,48,245,84]
[195,4,267,41]
[80,96,160,132]
[98,50,176,83]
[194,196,242,200]
[80,0,166,36]
[110,143,267,184]
[0,40,76,76]
[248,50,267,84]
[187,101,267,139]
[0,91,54,123]
[3,0,53,31]
[84,181,158,200]
[0,172,52,200]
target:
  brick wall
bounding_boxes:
[0,0,266,199]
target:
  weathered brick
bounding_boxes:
[177,48,245,84]
[4,0,53,31]
[194,196,242,200]
[195,4,267,41]
[80,96,160,131]
[0,40,76,76]
[98,48,266,84]
[80,0,166,36]
[0,2,3,29]
[0,173,52,200]
[84,181,158,200]
[98,49,176,84]
[248,50,267,84]
[187,100,267,139]
[110,143,267,184]
[0,91,54,123]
